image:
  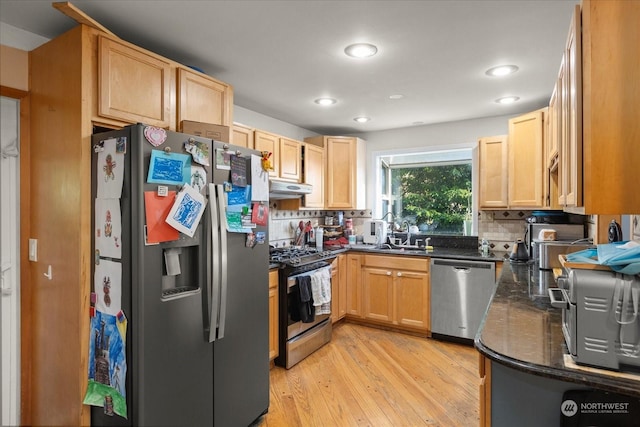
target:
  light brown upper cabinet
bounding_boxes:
[305,135,366,210]
[98,35,233,132]
[279,137,302,182]
[560,4,582,209]
[177,68,233,128]
[302,143,325,208]
[98,35,172,128]
[547,81,560,168]
[558,1,640,214]
[232,123,254,149]
[508,109,546,208]
[254,131,280,178]
[479,109,548,210]
[478,135,509,209]
[254,130,302,182]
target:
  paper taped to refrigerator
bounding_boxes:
[95,198,122,259]
[251,154,269,201]
[94,259,122,315]
[147,149,191,185]
[165,184,207,237]
[96,138,125,199]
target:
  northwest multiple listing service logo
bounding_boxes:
[561,399,631,417]
[561,399,579,417]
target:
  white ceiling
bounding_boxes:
[0,0,576,135]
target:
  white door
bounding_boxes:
[1,96,20,426]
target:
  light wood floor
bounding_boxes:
[257,322,480,427]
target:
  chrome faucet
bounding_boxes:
[401,220,411,245]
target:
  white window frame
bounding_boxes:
[371,143,478,235]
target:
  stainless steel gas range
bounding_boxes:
[270,247,337,369]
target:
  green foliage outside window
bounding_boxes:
[392,163,471,234]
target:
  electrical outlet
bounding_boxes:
[29,238,37,262]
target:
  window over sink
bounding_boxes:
[376,147,475,236]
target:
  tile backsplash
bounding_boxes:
[269,204,594,252]
[268,201,372,247]
[477,210,531,252]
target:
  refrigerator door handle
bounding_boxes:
[216,184,228,339]
[207,183,221,342]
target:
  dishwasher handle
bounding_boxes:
[453,266,471,273]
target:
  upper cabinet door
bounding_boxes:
[478,135,509,209]
[563,4,582,208]
[254,131,279,178]
[232,123,254,149]
[177,68,233,128]
[279,137,302,182]
[508,110,545,208]
[98,36,172,128]
[303,143,325,208]
[547,82,560,167]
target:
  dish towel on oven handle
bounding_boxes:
[297,275,315,323]
[566,241,640,275]
[310,267,331,315]
[612,273,640,357]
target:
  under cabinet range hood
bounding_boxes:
[269,180,313,199]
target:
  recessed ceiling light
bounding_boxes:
[314,98,337,106]
[389,94,404,99]
[354,117,371,123]
[495,96,520,105]
[486,65,519,77]
[344,43,378,58]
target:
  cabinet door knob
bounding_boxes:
[386,271,392,276]
[397,272,402,277]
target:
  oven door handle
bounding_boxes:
[548,288,570,309]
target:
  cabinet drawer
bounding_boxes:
[362,255,429,272]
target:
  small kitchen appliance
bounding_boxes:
[549,268,640,371]
[609,219,623,243]
[509,239,529,262]
[525,223,585,257]
[362,219,387,245]
[533,240,594,269]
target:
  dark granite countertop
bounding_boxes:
[475,260,640,398]
[340,244,504,263]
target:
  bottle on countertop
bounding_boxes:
[315,226,324,251]
[481,238,490,256]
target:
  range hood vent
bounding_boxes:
[269,180,313,200]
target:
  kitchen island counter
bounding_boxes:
[475,260,640,399]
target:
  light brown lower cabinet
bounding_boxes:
[268,269,279,362]
[331,254,347,323]
[351,255,430,333]
[346,254,363,317]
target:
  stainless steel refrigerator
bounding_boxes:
[90,124,269,426]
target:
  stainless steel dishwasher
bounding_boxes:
[430,258,496,340]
